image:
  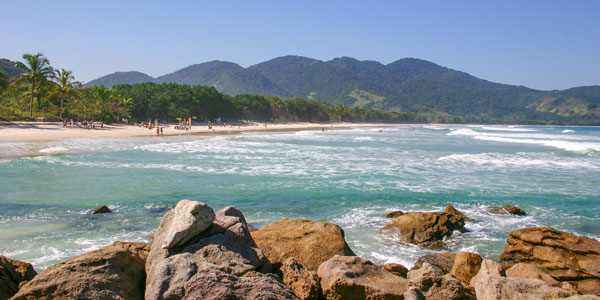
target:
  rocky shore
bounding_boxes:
[1,200,599,300]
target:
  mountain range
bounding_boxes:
[28,56,600,122]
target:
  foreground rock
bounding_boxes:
[280,257,320,300]
[0,256,36,300]
[488,205,526,216]
[499,227,600,295]
[449,252,482,286]
[381,211,466,248]
[180,269,298,300]
[474,275,572,300]
[318,255,408,300]
[145,201,284,300]
[12,242,150,300]
[89,205,112,214]
[407,262,468,300]
[251,218,355,271]
[413,252,456,274]
[470,259,505,287]
[381,263,409,278]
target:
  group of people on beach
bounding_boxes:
[63,119,103,129]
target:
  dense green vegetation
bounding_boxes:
[0,54,432,124]
[88,55,600,124]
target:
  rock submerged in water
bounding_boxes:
[499,226,600,296]
[381,211,466,248]
[488,205,526,216]
[380,205,473,248]
[89,205,112,214]
[0,256,37,300]
[251,218,356,271]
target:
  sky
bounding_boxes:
[2,0,599,90]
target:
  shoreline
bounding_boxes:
[0,121,418,142]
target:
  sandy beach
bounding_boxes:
[0,121,415,141]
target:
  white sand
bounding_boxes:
[0,121,416,141]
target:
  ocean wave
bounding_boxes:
[448,128,600,152]
[481,126,536,132]
[562,129,575,133]
[438,152,599,169]
[39,146,69,154]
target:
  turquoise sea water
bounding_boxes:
[1,125,599,271]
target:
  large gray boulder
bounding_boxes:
[181,270,299,300]
[145,202,276,300]
[160,200,215,249]
[317,255,408,300]
[474,275,572,300]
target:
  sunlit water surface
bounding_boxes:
[1,125,598,270]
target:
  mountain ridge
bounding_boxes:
[82,55,600,122]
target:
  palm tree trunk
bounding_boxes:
[29,82,35,118]
[60,98,64,119]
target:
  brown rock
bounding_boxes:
[413,252,457,274]
[474,275,572,300]
[381,212,465,246]
[499,227,600,295]
[280,257,320,300]
[12,242,149,300]
[470,259,505,288]
[445,205,475,222]
[89,205,112,214]
[381,263,409,278]
[251,218,355,271]
[576,279,600,296]
[488,205,526,216]
[449,252,482,286]
[407,262,468,300]
[382,210,405,218]
[506,263,560,287]
[317,255,408,300]
[0,256,36,300]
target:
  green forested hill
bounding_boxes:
[86,71,153,87]
[85,55,600,123]
[0,59,24,79]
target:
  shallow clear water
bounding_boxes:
[1,125,599,270]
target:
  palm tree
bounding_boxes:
[0,67,7,95]
[12,53,55,118]
[51,69,80,119]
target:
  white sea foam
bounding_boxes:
[39,146,69,154]
[562,129,575,133]
[448,128,600,152]
[438,152,599,169]
[481,126,536,132]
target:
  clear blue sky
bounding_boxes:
[3,0,599,90]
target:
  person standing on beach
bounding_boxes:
[157,127,160,136]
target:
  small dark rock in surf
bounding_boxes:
[89,205,112,215]
[488,205,526,216]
